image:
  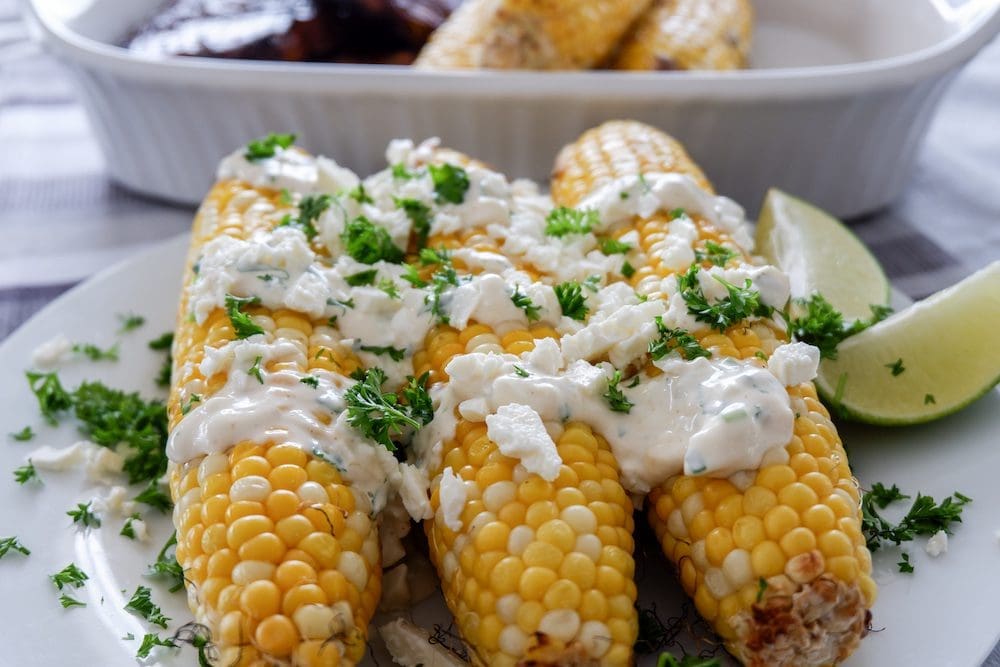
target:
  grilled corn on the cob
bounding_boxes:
[168,181,379,666]
[416,0,653,70]
[611,0,753,70]
[552,120,875,665]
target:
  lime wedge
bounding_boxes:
[756,188,890,318]
[814,262,1000,425]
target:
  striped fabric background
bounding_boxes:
[1,1,999,662]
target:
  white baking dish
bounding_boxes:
[25,0,1000,217]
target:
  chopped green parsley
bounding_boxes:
[345,269,378,286]
[886,358,905,376]
[120,513,142,540]
[789,294,892,360]
[0,536,29,559]
[599,237,632,255]
[148,532,185,593]
[678,264,771,331]
[50,563,88,590]
[9,426,34,442]
[695,240,737,267]
[136,633,177,659]
[243,133,295,161]
[648,316,710,361]
[117,313,145,332]
[344,368,428,451]
[13,460,38,485]
[341,217,404,264]
[67,501,101,529]
[359,344,407,362]
[603,370,634,414]
[428,163,470,204]
[300,376,319,389]
[247,355,264,383]
[862,482,971,555]
[134,481,173,513]
[510,287,541,321]
[125,585,170,628]
[278,193,330,241]
[224,294,264,339]
[395,198,432,249]
[544,207,598,237]
[554,281,589,321]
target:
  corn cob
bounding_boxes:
[415,0,653,70]
[551,120,875,665]
[611,0,753,71]
[168,180,380,666]
[417,322,640,666]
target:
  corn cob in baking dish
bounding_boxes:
[165,122,873,666]
[416,0,752,71]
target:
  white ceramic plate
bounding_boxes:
[24,0,1000,217]
[1,234,999,666]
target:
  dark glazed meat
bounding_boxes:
[124,0,460,64]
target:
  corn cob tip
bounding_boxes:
[732,571,871,666]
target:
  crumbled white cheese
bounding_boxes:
[925,530,948,557]
[93,486,137,517]
[486,404,562,481]
[129,518,150,542]
[438,467,467,531]
[768,342,821,386]
[31,333,73,367]
[30,441,124,483]
[560,299,666,368]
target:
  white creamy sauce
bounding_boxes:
[30,440,124,482]
[178,139,803,522]
[429,346,794,493]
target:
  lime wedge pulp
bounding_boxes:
[814,262,1000,425]
[755,188,890,318]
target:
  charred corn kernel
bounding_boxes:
[169,181,377,665]
[416,0,652,70]
[612,0,753,71]
[553,121,875,667]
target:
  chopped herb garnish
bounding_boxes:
[50,563,88,590]
[695,241,738,267]
[621,261,636,279]
[345,270,378,288]
[327,297,356,310]
[73,342,120,362]
[359,344,407,362]
[125,585,170,628]
[395,197,432,249]
[348,183,374,205]
[136,633,177,659]
[149,332,174,387]
[790,294,893,360]
[391,163,415,180]
[224,294,264,339]
[378,277,401,300]
[554,281,589,321]
[648,316,710,361]
[756,577,768,602]
[26,371,72,425]
[603,369,634,414]
[428,163,470,204]
[419,247,452,266]
[300,376,319,388]
[59,594,86,609]
[279,194,330,241]
[511,286,541,321]
[862,482,971,552]
[599,238,632,255]
[401,264,428,288]
[544,207,598,237]
[172,623,215,667]
[279,188,293,205]
[886,358,905,376]
[244,132,296,161]
[427,264,459,324]
[0,536,29,559]
[13,460,38,485]
[344,368,424,451]
[341,216,405,264]
[582,275,601,292]
[134,481,173,513]
[247,355,264,383]
[118,313,145,332]
[121,513,142,540]
[657,654,720,667]
[669,207,686,219]
[925,393,936,405]
[678,264,771,331]
[898,552,914,574]
[181,394,201,415]
[148,532,185,593]
[513,365,529,378]
[9,426,34,442]
[400,372,434,427]
[68,501,101,529]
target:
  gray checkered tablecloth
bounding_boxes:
[2,0,999,663]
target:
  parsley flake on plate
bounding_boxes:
[9,426,34,442]
[67,501,101,529]
[117,313,145,332]
[125,585,171,628]
[0,536,29,559]
[861,482,971,552]
[134,480,173,513]
[13,460,39,485]
[136,633,177,659]
[148,532,185,593]
[50,563,88,590]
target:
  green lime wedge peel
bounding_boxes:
[813,262,1000,425]
[756,188,890,316]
